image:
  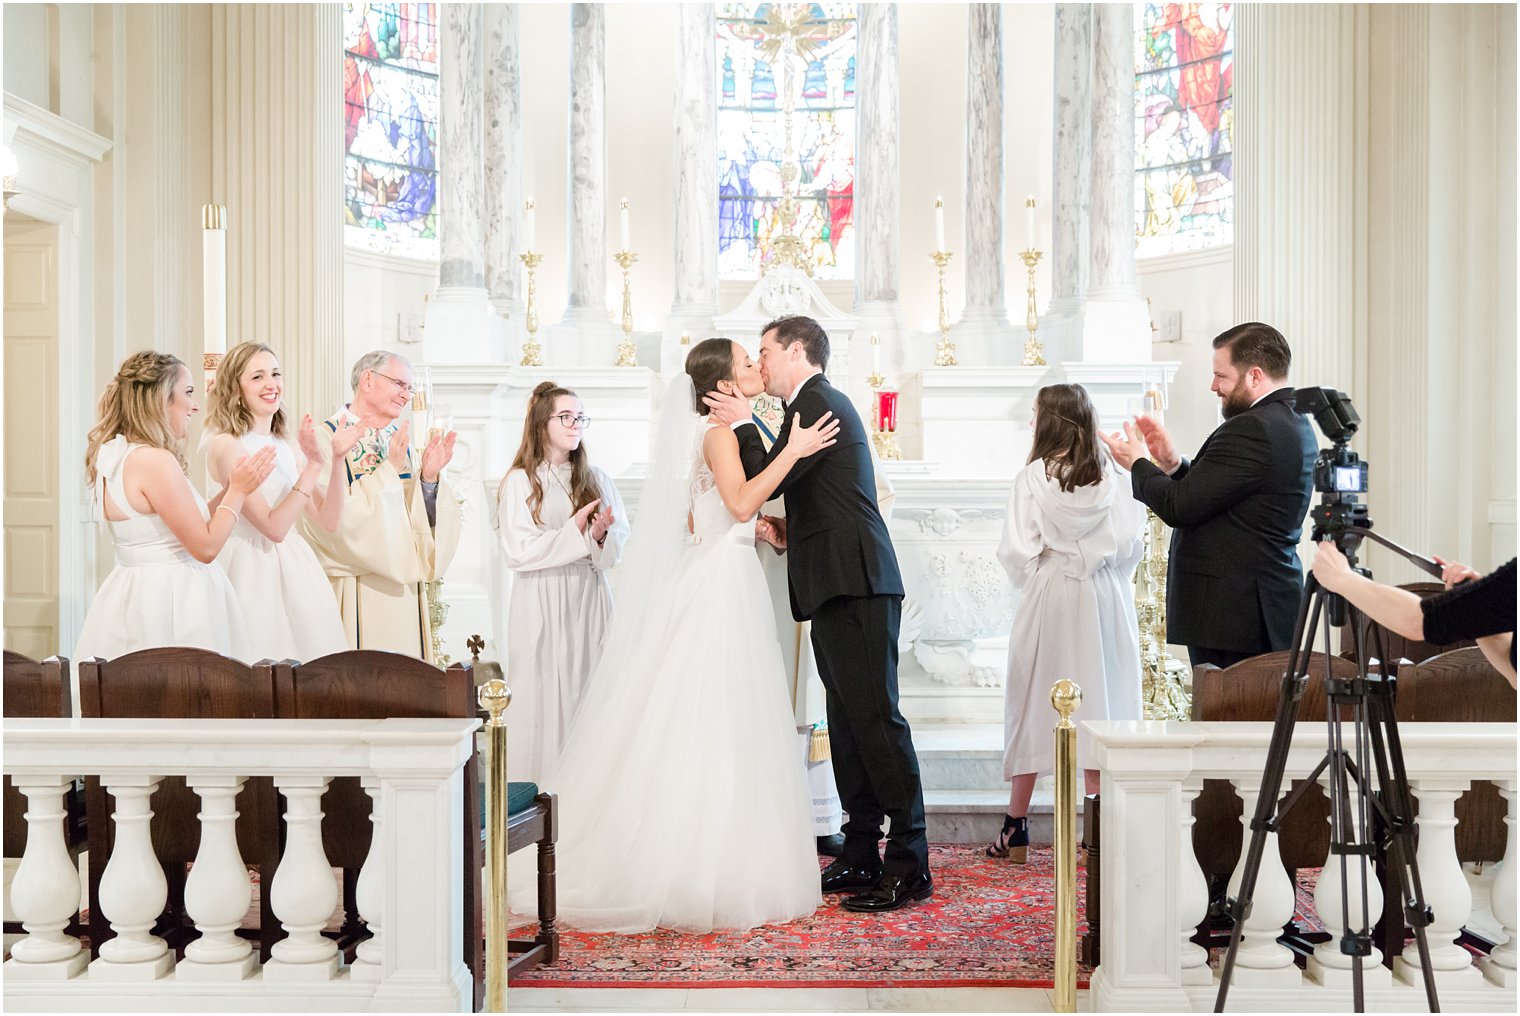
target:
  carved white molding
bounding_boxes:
[714,262,855,338]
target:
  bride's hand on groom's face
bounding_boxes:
[703,389,750,426]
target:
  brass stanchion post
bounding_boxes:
[1051,679,1082,1013]
[478,660,511,1012]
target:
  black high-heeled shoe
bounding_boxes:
[986,814,1029,862]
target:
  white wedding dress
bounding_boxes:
[508,422,821,933]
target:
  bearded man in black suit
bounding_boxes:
[704,315,931,913]
[1101,322,1317,669]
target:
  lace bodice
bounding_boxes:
[687,425,757,545]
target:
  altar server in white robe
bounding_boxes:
[989,383,1145,862]
[751,390,898,855]
[496,381,629,782]
[300,351,461,658]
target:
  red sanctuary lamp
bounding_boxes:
[866,333,903,461]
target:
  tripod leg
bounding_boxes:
[1215,584,1326,1012]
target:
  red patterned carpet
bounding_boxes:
[510,844,1091,989]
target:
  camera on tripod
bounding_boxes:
[1294,386,1370,544]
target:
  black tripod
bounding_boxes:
[1214,520,1443,1012]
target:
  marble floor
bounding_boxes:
[507,986,1091,1012]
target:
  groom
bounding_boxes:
[705,315,932,913]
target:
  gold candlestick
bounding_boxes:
[519,251,544,367]
[866,333,901,460]
[1019,248,1046,366]
[613,250,639,367]
[930,250,956,367]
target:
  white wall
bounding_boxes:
[1136,248,1234,455]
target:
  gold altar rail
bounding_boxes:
[1051,679,1082,1013]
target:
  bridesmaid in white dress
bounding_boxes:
[495,381,630,782]
[988,383,1146,861]
[203,342,358,662]
[75,351,277,698]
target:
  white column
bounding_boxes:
[1484,780,1518,988]
[853,3,905,362]
[1075,1,1150,361]
[959,2,1011,361]
[1305,776,1390,989]
[179,775,255,980]
[484,3,525,324]
[664,2,719,371]
[208,4,346,413]
[351,777,384,981]
[265,776,340,980]
[1233,3,1357,400]
[92,777,174,979]
[1048,4,1091,320]
[1224,777,1299,986]
[4,776,87,979]
[560,2,611,332]
[1178,778,1211,985]
[1396,779,1483,987]
[426,1,504,363]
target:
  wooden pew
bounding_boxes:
[1338,582,1473,674]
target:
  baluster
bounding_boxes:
[1306,774,1389,989]
[1395,778,1482,987]
[264,776,340,979]
[91,776,173,978]
[179,775,255,979]
[1179,777,1210,985]
[1482,780,1516,988]
[1225,776,1300,985]
[351,777,383,981]
[4,775,87,979]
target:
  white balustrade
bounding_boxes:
[1306,774,1390,989]
[179,775,254,979]
[3,716,478,1012]
[93,777,174,979]
[1179,777,1211,985]
[1088,720,1518,1013]
[6,775,87,979]
[1484,781,1517,988]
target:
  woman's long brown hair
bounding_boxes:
[1027,383,1105,493]
[506,381,603,525]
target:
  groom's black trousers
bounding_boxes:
[809,593,930,879]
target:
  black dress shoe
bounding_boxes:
[840,872,933,913]
[820,859,882,894]
[816,833,846,857]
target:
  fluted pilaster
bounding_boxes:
[562,2,609,325]
[208,3,344,417]
[484,3,524,318]
[155,6,188,368]
[962,3,1008,329]
[439,2,486,292]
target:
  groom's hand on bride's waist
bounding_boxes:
[702,390,751,426]
[756,514,788,552]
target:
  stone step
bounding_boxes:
[925,788,1085,845]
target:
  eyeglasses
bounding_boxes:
[553,412,592,431]
[371,370,413,396]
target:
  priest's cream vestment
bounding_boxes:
[300,408,461,657]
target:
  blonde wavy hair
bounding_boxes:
[204,341,287,439]
[84,351,189,484]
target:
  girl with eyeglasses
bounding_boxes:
[988,383,1146,862]
[495,380,630,782]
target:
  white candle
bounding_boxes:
[202,204,227,355]
[525,198,537,251]
[620,197,630,252]
[934,196,946,252]
[871,332,881,373]
[1025,195,1037,251]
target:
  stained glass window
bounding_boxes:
[717,3,857,280]
[1134,2,1234,258]
[344,2,440,260]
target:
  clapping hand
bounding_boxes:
[1097,419,1149,471]
[296,414,323,463]
[331,417,364,458]
[589,506,616,546]
[229,445,278,495]
[420,430,457,483]
[385,421,411,472]
[1133,414,1181,474]
[572,498,602,535]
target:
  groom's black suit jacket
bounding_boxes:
[736,374,904,621]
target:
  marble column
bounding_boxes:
[438,2,486,294]
[1049,4,1091,317]
[426,1,501,362]
[484,3,524,322]
[1075,1,1150,361]
[853,3,905,365]
[665,2,719,371]
[560,2,610,330]
[961,4,1009,337]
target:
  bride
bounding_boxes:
[508,338,839,933]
